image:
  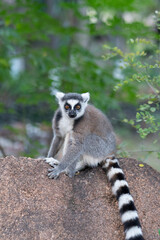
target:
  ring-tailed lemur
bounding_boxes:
[45,92,144,240]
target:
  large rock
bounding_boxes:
[0,156,159,240]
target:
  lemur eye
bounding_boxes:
[64,104,70,110]
[75,104,81,110]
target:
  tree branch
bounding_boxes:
[146,80,160,100]
[0,145,6,157]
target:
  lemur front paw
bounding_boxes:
[44,157,60,167]
[48,166,61,179]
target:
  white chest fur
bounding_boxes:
[59,116,74,137]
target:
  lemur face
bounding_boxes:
[64,100,82,118]
[56,92,90,119]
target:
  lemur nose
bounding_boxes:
[69,110,76,118]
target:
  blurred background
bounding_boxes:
[0,0,160,171]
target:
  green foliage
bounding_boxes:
[103,34,160,157]
[0,0,157,114]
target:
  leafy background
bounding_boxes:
[0,0,159,171]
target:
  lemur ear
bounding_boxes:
[81,92,90,103]
[55,92,65,101]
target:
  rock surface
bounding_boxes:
[0,156,160,240]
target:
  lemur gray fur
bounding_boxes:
[45,92,144,240]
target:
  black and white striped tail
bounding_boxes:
[102,158,144,240]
